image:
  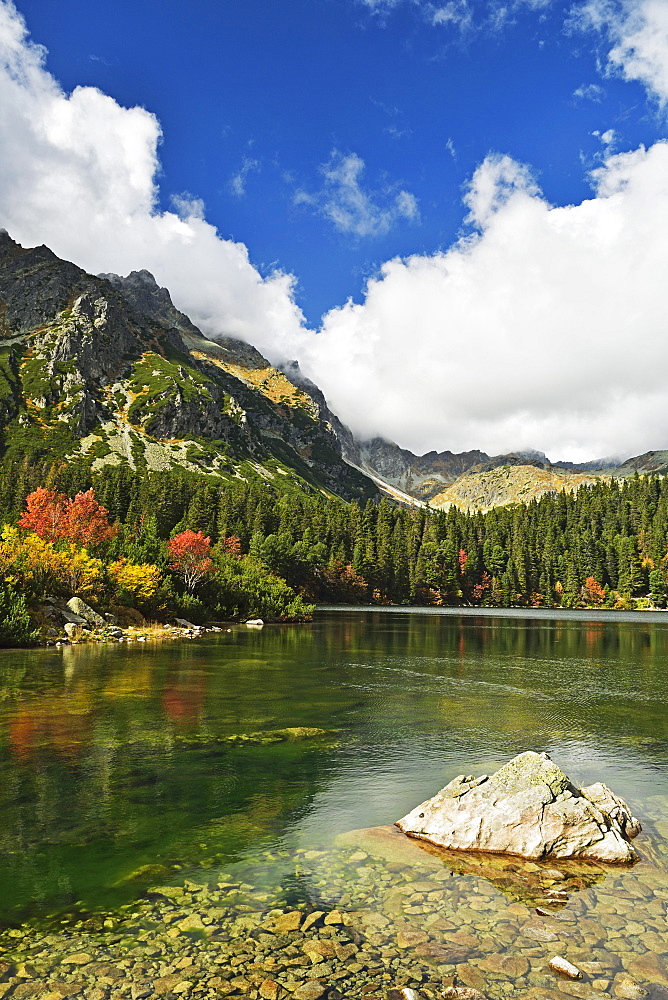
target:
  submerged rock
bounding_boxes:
[396,751,641,863]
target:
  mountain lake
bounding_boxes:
[1,606,668,999]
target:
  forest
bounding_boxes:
[0,451,667,644]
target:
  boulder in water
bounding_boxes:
[396,751,641,863]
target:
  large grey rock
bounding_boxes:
[396,751,641,863]
[67,597,106,627]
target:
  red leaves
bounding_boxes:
[19,488,116,548]
[18,488,66,541]
[223,534,243,558]
[167,529,214,593]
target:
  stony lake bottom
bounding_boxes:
[1,608,668,1000]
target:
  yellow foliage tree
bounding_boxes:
[108,558,162,602]
[0,525,103,600]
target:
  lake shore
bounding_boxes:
[317,603,668,624]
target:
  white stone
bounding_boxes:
[549,956,583,979]
[396,751,640,863]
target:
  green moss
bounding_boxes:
[127,352,214,428]
[0,420,78,463]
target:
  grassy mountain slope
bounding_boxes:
[429,464,608,513]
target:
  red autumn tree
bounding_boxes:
[167,530,214,594]
[18,488,67,541]
[18,488,116,548]
[223,535,243,558]
[65,490,116,548]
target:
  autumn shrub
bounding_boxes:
[0,526,103,600]
[108,558,162,606]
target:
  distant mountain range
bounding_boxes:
[0,232,665,512]
[335,433,668,509]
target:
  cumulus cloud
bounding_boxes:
[0,0,305,355]
[297,141,668,461]
[294,151,420,238]
[576,0,668,105]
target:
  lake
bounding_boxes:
[1,607,668,997]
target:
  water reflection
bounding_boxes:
[0,609,667,927]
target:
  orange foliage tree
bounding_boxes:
[583,576,606,606]
[223,535,243,558]
[167,530,214,594]
[17,488,66,541]
[19,488,116,548]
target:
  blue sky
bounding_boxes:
[2,0,668,460]
[18,0,663,324]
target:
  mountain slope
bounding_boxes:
[0,233,376,501]
[429,464,609,513]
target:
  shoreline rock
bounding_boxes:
[396,751,641,863]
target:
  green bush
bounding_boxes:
[0,585,39,647]
[210,554,315,622]
[173,593,208,624]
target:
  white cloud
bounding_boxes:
[573,82,606,101]
[0,0,305,356]
[577,0,668,105]
[295,151,420,238]
[463,153,540,227]
[357,0,551,31]
[431,1,474,30]
[229,155,260,198]
[295,141,668,462]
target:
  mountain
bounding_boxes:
[337,436,663,509]
[0,233,376,501]
[337,436,577,502]
[613,451,668,475]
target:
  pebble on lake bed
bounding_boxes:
[549,956,583,979]
[3,829,668,1000]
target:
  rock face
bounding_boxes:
[396,751,641,863]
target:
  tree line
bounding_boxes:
[0,454,666,642]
